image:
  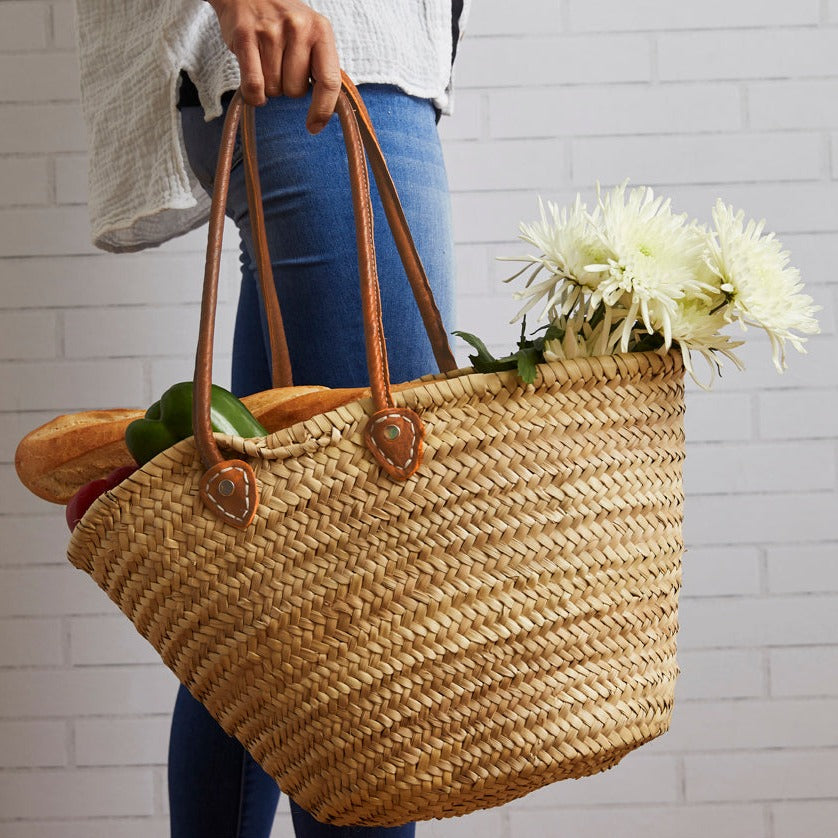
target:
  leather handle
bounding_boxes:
[239,72,457,391]
[193,76,456,516]
[338,73,457,377]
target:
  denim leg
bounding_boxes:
[289,800,416,838]
[176,85,455,836]
[168,683,280,838]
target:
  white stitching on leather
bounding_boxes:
[369,412,418,469]
[206,464,252,525]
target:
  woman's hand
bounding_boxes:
[207,0,340,133]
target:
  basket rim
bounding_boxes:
[212,347,685,462]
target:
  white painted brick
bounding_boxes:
[683,492,838,546]
[75,717,170,766]
[0,310,58,360]
[444,139,567,192]
[683,392,753,442]
[509,803,763,838]
[450,292,531,352]
[0,720,66,766]
[706,334,837,394]
[452,189,555,243]
[0,3,49,51]
[489,83,743,139]
[661,699,838,751]
[70,616,161,665]
[780,233,838,287]
[421,808,504,838]
[0,665,178,716]
[570,0,819,31]
[0,252,235,308]
[683,441,835,495]
[751,81,838,131]
[0,513,68,566]
[504,754,679,807]
[51,1,79,51]
[676,649,764,699]
[0,617,63,666]
[639,182,838,235]
[0,207,96,257]
[681,546,761,597]
[571,133,822,186]
[770,647,838,697]
[0,818,171,838]
[63,303,233,359]
[455,36,651,89]
[684,750,838,802]
[466,0,561,36]
[0,53,80,102]
[0,566,116,617]
[3,464,63,514]
[0,359,146,411]
[767,545,838,594]
[0,156,50,206]
[439,89,482,141]
[0,768,154,818]
[773,800,838,838]
[660,29,838,82]
[452,244,494,296]
[678,595,838,649]
[0,103,87,153]
[54,152,87,204]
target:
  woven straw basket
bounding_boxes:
[67,77,685,827]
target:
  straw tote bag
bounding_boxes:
[68,74,686,827]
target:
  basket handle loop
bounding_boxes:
[194,74,454,526]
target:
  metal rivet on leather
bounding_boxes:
[364,408,424,481]
[200,460,258,529]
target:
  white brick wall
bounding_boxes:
[1,1,836,836]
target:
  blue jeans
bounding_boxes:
[172,86,456,837]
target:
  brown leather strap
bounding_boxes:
[237,73,457,382]
[334,91,393,412]
[242,104,294,388]
[194,78,456,486]
[194,91,243,470]
[338,72,458,375]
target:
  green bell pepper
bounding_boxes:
[125,381,267,466]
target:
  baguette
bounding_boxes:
[15,410,143,504]
[16,382,420,504]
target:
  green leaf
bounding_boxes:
[517,348,541,384]
[452,330,498,365]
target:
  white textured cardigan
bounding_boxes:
[74,0,469,252]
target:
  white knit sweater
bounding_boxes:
[74,0,469,252]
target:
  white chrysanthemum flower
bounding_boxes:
[664,296,745,388]
[586,182,711,351]
[507,196,609,324]
[707,201,820,371]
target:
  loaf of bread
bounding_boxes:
[15,409,143,504]
[15,381,417,504]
